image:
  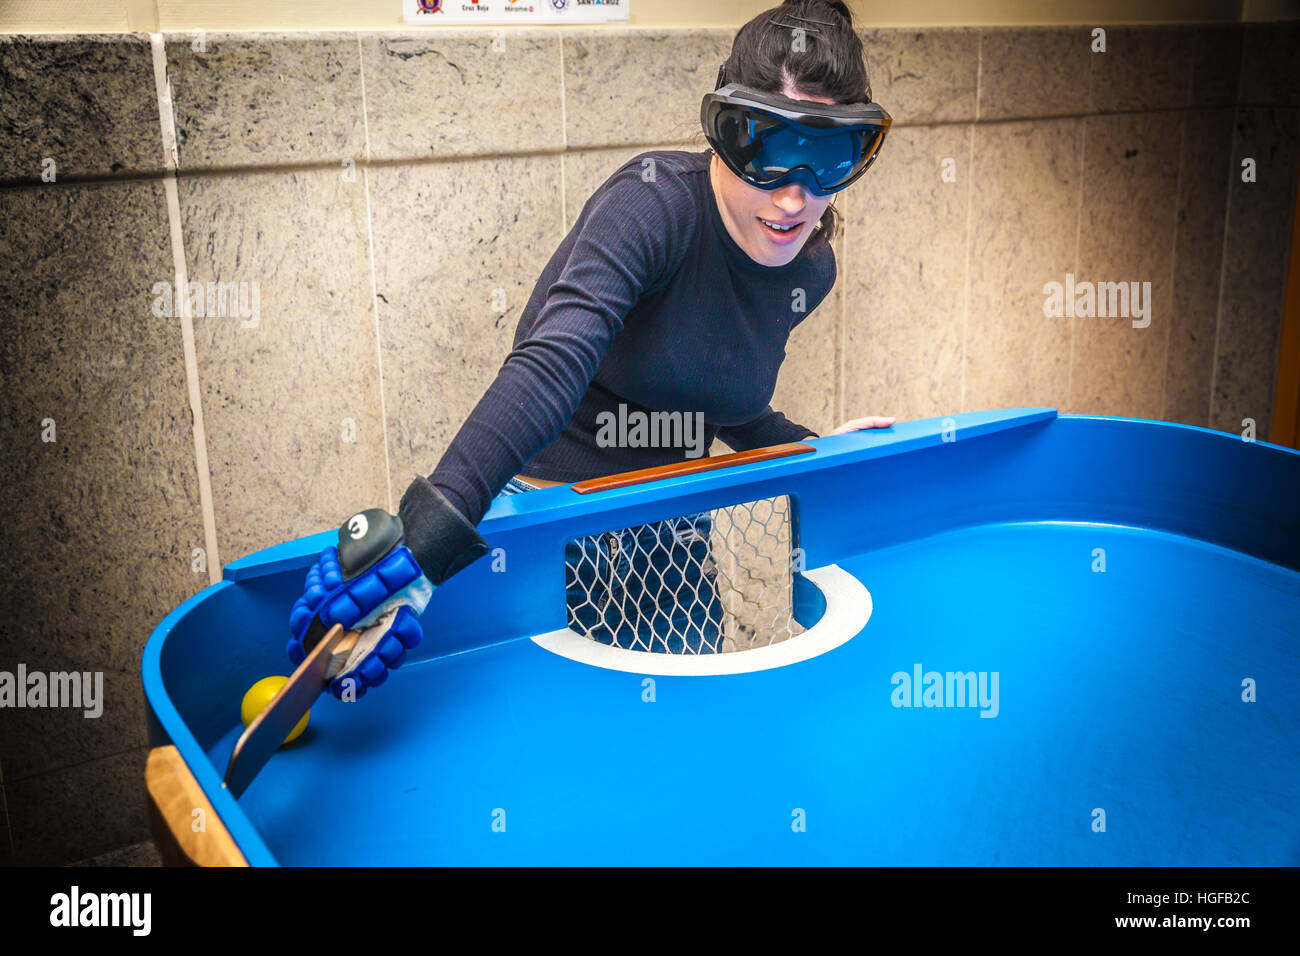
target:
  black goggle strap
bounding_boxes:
[712,89,889,132]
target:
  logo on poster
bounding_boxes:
[417,0,444,11]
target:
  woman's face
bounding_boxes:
[709,89,838,268]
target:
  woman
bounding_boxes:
[288,0,896,696]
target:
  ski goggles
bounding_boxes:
[701,83,892,196]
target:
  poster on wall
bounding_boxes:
[402,0,630,25]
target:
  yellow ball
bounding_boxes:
[240,676,309,745]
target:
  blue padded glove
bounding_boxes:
[287,543,427,699]
[287,476,490,700]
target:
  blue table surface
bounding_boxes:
[209,520,1300,866]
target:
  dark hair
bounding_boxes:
[714,0,871,249]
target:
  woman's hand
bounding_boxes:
[287,477,490,700]
[804,415,896,439]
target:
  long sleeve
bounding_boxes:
[426,164,700,526]
[716,405,818,452]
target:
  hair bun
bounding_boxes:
[781,0,854,28]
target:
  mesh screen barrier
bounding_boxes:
[564,495,804,654]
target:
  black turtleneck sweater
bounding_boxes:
[428,149,837,526]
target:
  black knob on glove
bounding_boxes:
[337,508,405,581]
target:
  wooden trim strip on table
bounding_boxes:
[571,442,816,494]
[146,745,249,867]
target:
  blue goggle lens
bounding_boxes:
[745,117,863,188]
[711,107,886,195]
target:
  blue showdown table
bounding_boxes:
[142,409,1300,865]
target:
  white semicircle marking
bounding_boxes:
[530,564,871,677]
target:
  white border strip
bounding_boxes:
[530,564,871,677]
[357,38,395,513]
[150,33,222,585]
